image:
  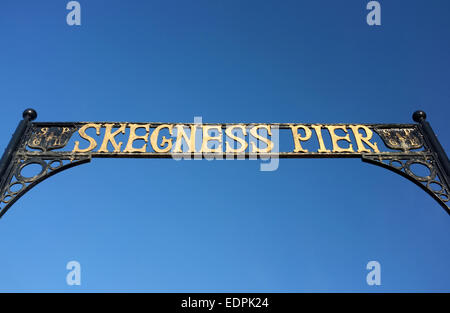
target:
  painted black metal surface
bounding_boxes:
[0,109,448,218]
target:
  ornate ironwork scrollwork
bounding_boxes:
[0,117,90,218]
[0,109,448,218]
[0,156,91,217]
[362,153,449,212]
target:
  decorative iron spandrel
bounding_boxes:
[362,153,449,209]
[0,157,90,217]
[0,109,448,218]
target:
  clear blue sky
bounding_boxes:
[0,0,449,292]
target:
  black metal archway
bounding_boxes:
[0,109,448,218]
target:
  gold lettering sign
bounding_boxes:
[68,123,385,155]
[173,125,196,153]
[73,123,101,153]
[123,124,149,153]
[249,125,273,153]
[150,124,173,153]
[201,125,222,153]
[4,113,447,219]
[225,125,248,153]
[311,125,331,153]
[326,125,354,153]
[291,125,312,153]
[349,125,379,153]
[98,124,126,153]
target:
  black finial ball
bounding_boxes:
[413,110,426,123]
[23,108,37,121]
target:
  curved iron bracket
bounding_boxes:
[0,156,91,218]
[362,153,449,213]
[0,112,91,217]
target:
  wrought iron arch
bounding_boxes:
[0,109,448,218]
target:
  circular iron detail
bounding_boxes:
[16,159,47,183]
[404,160,435,182]
[389,159,404,169]
[7,182,26,195]
[49,160,63,170]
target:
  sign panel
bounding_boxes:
[24,122,423,157]
[0,110,448,218]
